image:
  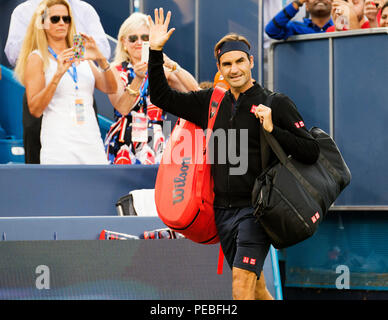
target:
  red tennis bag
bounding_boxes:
[155,87,226,244]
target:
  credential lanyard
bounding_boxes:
[48,46,78,90]
[128,67,148,112]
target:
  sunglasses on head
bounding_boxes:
[50,15,71,24]
[128,34,149,43]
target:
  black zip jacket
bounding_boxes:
[148,49,320,208]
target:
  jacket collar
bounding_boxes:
[227,81,264,98]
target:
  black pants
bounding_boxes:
[22,92,99,164]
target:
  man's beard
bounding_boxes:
[310,3,331,18]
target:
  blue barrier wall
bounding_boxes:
[333,33,388,207]
[0,164,158,216]
[0,240,233,300]
[0,216,165,241]
[0,162,282,299]
[270,38,331,133]
[269,30,388,208]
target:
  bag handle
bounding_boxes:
[260,93,326,211]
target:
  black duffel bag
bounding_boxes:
[252,97,351,249]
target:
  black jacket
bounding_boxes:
[148,49,320,208]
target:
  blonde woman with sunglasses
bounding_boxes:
[14,0,117,164]
[105,12,199,165]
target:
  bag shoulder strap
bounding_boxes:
[207,86,226,128]
[196,86,226,198]
[260,92,288,170]
[260,93,325,210]
[205,86,226,146]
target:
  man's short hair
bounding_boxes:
[214,33,251,62]
[381,1,388,13]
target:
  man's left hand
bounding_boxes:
[255,104,273,132]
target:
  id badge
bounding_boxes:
[131,111,148,143]
[74,98,85,125]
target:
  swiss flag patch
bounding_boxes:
[243,257,256,265]
[311,212,320,223]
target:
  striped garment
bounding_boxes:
[103,61,166,165]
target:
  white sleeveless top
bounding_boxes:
[32,50,108,164]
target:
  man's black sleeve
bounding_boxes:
[148,49,210,129]
[271,94,320,164]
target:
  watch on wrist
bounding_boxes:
[125,85,140,96]
[101,63,111,72]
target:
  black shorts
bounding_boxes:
[214,206,271,278]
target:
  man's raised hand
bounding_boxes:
[148,8,175,51]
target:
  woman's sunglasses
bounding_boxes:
[128,34,149,43]
[50,15,71,24]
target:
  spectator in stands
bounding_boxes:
[327,0,369,31]
[364,0,384,27]
[5,0,110,65]
[5,0,110,164]
[328,0,386,31]
[265,0,334,40]
[379,1,388,26]
[105,12,199,165]
[14,0,117,164]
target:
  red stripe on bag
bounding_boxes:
[217,245,224,274]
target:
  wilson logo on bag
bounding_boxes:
[155,87,226,244]
[172,157,191,204]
